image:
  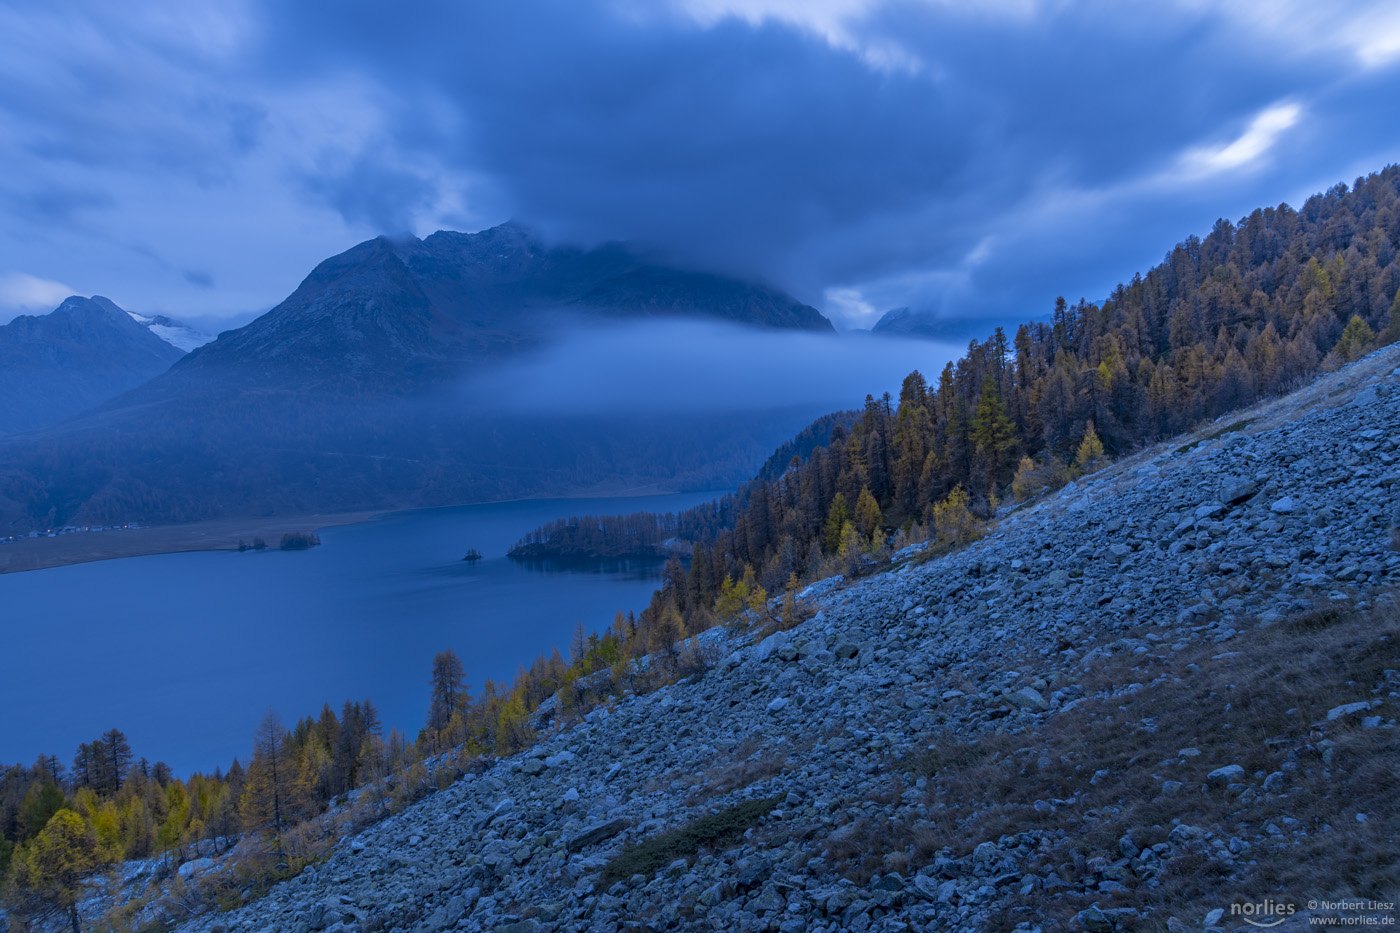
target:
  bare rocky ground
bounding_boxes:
[161,345,1400,933]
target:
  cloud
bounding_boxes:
[0,3,265,179]
[0,272,76,322]
[823,287,881,328]
[459,319,958,413]
[1175,0,1400,69]
[298,151,442,236]
[251,0,1400,323]
[661,0,922,71]
[1,0,1399,331]
[1177,102,1302,178]
[0,181,115,228]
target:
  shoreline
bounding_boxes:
[0,511,386,575]
[0,485,721,575]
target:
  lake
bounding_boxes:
[0,491,720,775]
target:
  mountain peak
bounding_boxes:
[52,294,130,323]
[174,226,831,393]
[0,295,186,435]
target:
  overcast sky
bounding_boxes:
[3,0,1400,330]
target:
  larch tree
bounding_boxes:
[12,809,102,933]
[1331,314,1376,364]
[241,710,301,840]
[70,744,96,792]
[853,487,882,541]
[931,486,983,550]
[821,493,851,553]
[426,650,467,746]
[98,730,132,796]
[1073,420,1108,475]
[970,376,1017,491]
[155,781,192,864]
[19,781,65,839]
[1382,288,1400,345]
[569,623,591,673]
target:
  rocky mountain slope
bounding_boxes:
[0,296,185,435]
[154,345,1400,931]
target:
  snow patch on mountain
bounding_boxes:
[126,311,212,351]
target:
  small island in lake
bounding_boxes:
[461,548,484,561]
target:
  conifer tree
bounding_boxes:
[822,493,851,553]
[569,622,592,673]
[70,744,96,792]
[426,650,467,744]
[714,570,765,622]
[494,690,532,754]
[97,730,131,796]
[89,801,122,864]
[930,486,983,550]
[1332,314,1376,363]
[12,809,102,933]
[1073,420,1107,475]
[836,521,864,572]
[241,710,301,839]
[739,567,767,616]
[155,782,189,863]
[853,487,882,540]
[970,376,1017,489]
[1011,457,1037,502]
[19,781,65,839]
[1382,289,1400,345]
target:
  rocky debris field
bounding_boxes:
[175,347,1400,933]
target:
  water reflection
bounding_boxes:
[509,555,669,578]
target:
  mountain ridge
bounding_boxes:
[161,223,831,394]
[0,295,185,436]
[870,306,1028,344]
[0,225,837,532]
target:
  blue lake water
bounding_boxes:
[0,492,720,775]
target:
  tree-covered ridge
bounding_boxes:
[553,166,1400,651]
[751,410,860,482]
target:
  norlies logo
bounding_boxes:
[1231,900,1298,927]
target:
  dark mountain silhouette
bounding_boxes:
[0,225,833,532]
[870,307,1024,344]
[0,296,185,436]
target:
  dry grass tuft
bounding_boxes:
[685,748,789,806]
[602,797,781,885]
